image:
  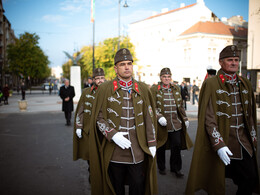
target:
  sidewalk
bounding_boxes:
[0,91,68,113]
[1,92,260,123]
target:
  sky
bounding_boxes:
[2,0,249,68]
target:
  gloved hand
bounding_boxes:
[76,129,82,139]
[112,132,131,149]
[149,146,156,158]
[158,117,167,126]
[217,146,233,166]
[185,121,189,129]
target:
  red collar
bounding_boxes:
[162,84,170,89]
[91,85,98,91]
[119,80,132,87]
[224,74,236,81]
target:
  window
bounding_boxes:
[208,47,216,63]
[185,48,191,63]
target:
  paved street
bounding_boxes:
[0,92,259,195]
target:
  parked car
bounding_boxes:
[42,83,50,90]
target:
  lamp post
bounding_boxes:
[118,0,129,50]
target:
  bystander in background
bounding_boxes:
[84,77,93,88]
[192,81,199,105]
[3,84,10,105]
[21,82,26,100]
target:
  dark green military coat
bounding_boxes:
[89,78,158,195]
[73,86,97,161]
[185,70,259,195]
[150,83,193,150]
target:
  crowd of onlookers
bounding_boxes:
[178,80,200,110]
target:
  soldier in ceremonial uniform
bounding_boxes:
[151,68,193,177]
[186,45,259,195]
[89,48,158,195]
[204,65,217,80]
[73,68,105,182]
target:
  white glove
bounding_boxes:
[217,146,233,166]
[76,129,82,139]
[158,117,167,126]
[149,146,156,158]
[112,132,131,149]
[185,121,189,129]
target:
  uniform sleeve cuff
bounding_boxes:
[213,142,226,152]
[107,128,117,141]
[148,140,157,147]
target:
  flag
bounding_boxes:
[91,0,95,23]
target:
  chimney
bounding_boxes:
[180,3,185,8]
[234,25,238,32]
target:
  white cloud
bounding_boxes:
[60,0,88,14]
[42,15,64,23]
[60,4,84,12]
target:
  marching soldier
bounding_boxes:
[73,68,105,182]
[151,68,193,177]
[186,45,259,194]
[89,48,158,195]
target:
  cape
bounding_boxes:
[150,83,193,150]
[73,87,96,161]
[89,78,158,195]
[185,70,259,194]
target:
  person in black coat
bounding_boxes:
[60,79,75,126]
[180,82,188,110]
[3,84,10,105]
[21,82,26,100]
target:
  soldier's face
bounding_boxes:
[114,60,133,81]
[87,78,93,84]
[219,57,239,74]
[160,74,172,85]
[94,76,105,86]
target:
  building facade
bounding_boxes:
[0,0,16,88]
[129,0,248,87]
[247,0,260,93]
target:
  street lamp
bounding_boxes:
[118,0,129,50]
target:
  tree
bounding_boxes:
[62,36,136,81]
[7,32,51,84]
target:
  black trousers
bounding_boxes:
[225,148,258,195]
[182,99,187,110]
[157,130,182,172]
[4,96,8,104]
[108,162,145,195]
[64,111,71,124]
[22,91,25,100]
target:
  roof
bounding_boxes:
[132,3,197,24]
[180,21,247,38]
